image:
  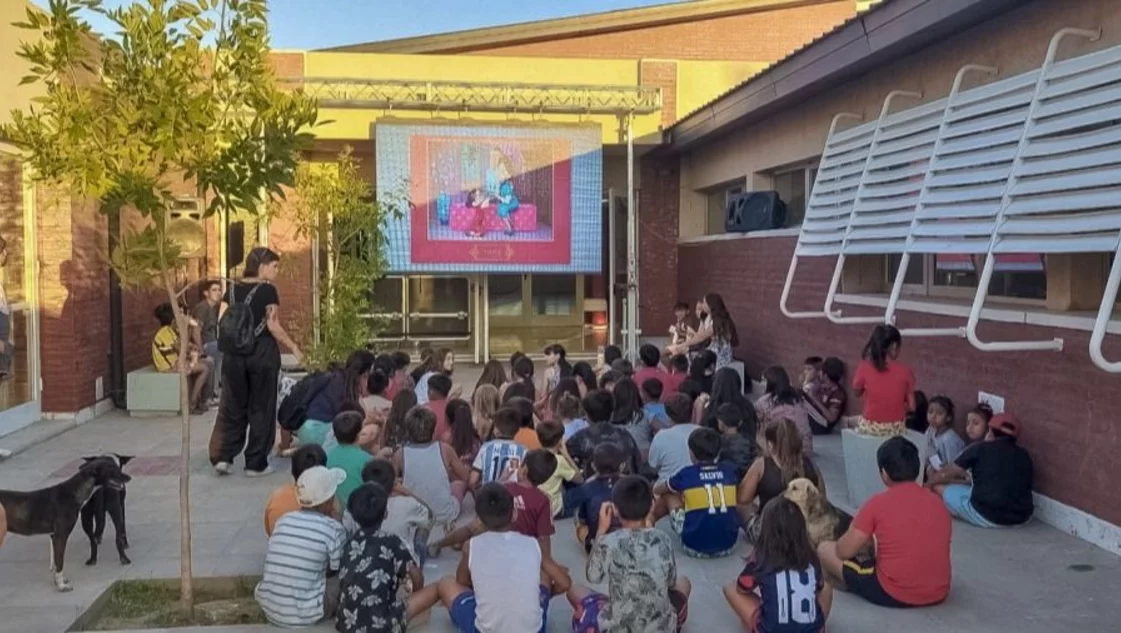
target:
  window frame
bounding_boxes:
[883,253,1047,306]
[701,178,746,236]
[763,158,819,228]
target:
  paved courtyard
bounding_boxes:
[1,368,1120,632]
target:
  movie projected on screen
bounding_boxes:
[375,122,603,274]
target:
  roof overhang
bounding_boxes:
[320,0,842,54]
[664,0,1032,153]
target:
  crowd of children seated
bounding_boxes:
[253,316,1037,632]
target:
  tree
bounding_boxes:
[275,147,396,369]
[2,0,318,612]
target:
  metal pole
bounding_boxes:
[482,275,491,362]
[625,113,638,359]
[607,188,616,346]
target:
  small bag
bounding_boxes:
[217,283,265,356]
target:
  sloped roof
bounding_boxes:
[666,0,1032,151]
[321,0,846,54]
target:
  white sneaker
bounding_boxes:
[245,466,274,478]
[214,461,232,476]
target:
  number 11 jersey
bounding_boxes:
[667,461,740,555]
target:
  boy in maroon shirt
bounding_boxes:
[427,449,557,560]
[817,437,951,607]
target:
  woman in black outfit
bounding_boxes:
[208,248,302,476]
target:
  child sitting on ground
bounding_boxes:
[437,483,572,633]
[447,398,482,464]
[716,403,756,482]
[424,374,454,442]
[568,475,692,633]
[724,497,833,633]
[429,449,558,559]
[256,466,348,627]
[325,411,372,507]
[343,459,432,566]
[556,392,588,440]
[471,406,528,487]
[264,444,327,536]
[925,396,965,476]
[509,396,543,450]
[654,427,740,558]
[338,482,438,633]
[965,403,994,444]
[661,354,689,401]
[648,393,700,525]
[566,443,625,554]
[392,407,471,530]
[536,420,584,518]
[928,413,1034,528]
[641,379,670,432]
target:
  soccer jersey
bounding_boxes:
[736,557,825,633]
[668,461,740,555]
[472,439,527,483]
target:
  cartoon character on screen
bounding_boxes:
[487,147,520,236]
[465,188,489,238]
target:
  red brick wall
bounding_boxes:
[677,235,1121,526]
[37,192,112,413]
[639,60,678,127]
[638,155,681,332]
[460,1,856,61]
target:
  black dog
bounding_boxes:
[80,454,133,567]
[0,456,131,591]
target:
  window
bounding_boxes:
[703,181,744,235]
[765,162,818,228]
[531,275,576,316]
[884,254,1046,301]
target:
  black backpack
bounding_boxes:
[218,283,265,356]
[277,371,333,431]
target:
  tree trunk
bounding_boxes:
[164,272,195,616]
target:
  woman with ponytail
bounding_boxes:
[853,324,915,437]
[737,418,823,543]
[299,350,376,450]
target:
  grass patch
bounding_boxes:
[82,577,266,630]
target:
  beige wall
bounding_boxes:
[0,0,45,129]
[678,0,1121,238]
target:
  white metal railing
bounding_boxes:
[784,26,1121,371]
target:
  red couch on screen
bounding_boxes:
[449,203,539,232]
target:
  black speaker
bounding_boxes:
[725,191,786,233]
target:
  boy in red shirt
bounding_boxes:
[817,437,951,607]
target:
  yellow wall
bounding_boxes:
[676,61,768,121]
[0,0,45,129]
[304,51,762,145]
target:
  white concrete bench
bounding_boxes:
[842,428,930,508]
[127,366,182,416]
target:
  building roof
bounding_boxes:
[321,0,846,54]
[665,0,1033,151]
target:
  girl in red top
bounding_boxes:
[852,325,915,437]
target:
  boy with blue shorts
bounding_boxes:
[437,483,570,633]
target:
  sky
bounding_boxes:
[30,0,687,50]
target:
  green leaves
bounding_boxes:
[2,0,320,292]
[277,148,397,369]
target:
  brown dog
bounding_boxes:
[782,477,852,548]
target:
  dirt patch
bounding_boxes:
[79,577,266,630]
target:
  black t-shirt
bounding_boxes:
[720,433,756,482]
[229,282,279,339]
[565,423,642,479]
[956,437,1034,526]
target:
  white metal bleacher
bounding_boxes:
[783,26,1121,372]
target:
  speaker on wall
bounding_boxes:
[725,190,787,233]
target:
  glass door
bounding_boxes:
[369,276,406,344]
[0,151,41,437]
[408,277,471,341]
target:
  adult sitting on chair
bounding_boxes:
[817,437,951,608]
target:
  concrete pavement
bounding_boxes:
[0,375,1119,632]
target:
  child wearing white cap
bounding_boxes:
[256,466,349,627]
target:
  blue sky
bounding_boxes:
[30,0,684,49]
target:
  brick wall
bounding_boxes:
[677,234,1121,526]
[638,155,680,333]
[461,1,856,61]
[639,60,678,127]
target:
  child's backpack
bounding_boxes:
[218,283,265,356]
[277,371,333,431]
